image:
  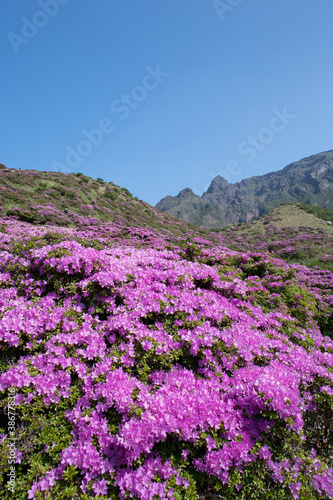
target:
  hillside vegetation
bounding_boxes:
[218,204,333,271]
[0,167,332,500]
[0,165,206,238]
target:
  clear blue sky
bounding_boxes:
[1,1,333,205]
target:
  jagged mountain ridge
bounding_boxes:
[156,150,333,228]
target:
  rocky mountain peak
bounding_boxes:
[206,176,230,194]
[177,187,195,198]
[156,150,333,229]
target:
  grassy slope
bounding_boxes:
[218,203,333,270]
[0,166,211,238]
[237,203,333,234]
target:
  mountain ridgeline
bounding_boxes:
[156,150,333,228]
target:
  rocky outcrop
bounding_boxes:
[156,150,333,228]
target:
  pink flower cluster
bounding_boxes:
[0,217,332,499]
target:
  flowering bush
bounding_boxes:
[0,216,332,499]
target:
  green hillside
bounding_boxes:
[0,165,209,238]
[218,203,333,270]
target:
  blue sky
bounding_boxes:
[1,1,333,205]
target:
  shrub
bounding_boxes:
[0,236,332,499]
[122,188,133,198]
[298,204,333,222]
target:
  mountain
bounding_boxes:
[0,165,239,256]
[156,150,333,228]
[0,163,332,270]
